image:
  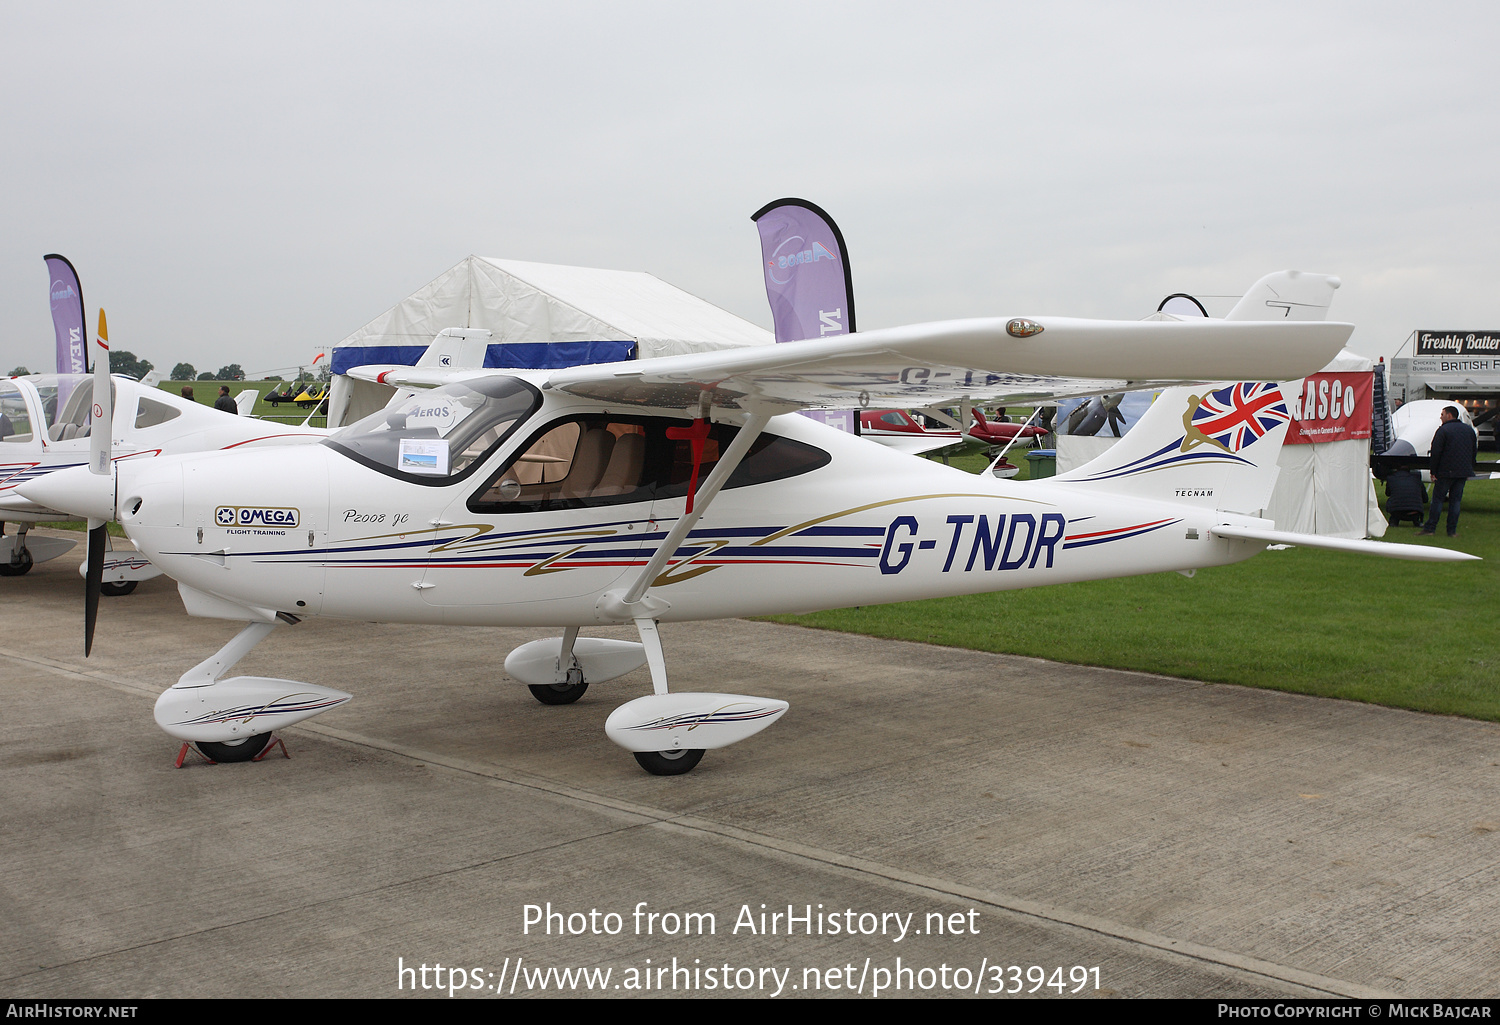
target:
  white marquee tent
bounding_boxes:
[327,256,774,427]
[1263,347,1386,539]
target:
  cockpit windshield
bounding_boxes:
[324,376,540,484]
[20,374,114,440]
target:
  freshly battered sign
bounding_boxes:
[1415,331,1500,356]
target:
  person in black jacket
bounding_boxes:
[214,386,237,415]
[1418,406,1477,537]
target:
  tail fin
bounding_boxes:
[1053,382,1290,516]
[416,327,492,369]
[1225,270,1340,322]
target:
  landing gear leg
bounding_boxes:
[527,626,590,705]
[627,617,706,776]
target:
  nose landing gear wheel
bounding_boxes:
[528,681,589,705]
[633,748,704,776]
[101,580,138,597]
[195,733,272,763]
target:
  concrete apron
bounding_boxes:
[1,528,1495,998]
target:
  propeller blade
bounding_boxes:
[91,309,112,476]
[85,520,106,657]
[85,312,114,657]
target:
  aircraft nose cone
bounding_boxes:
[16,465,116,521]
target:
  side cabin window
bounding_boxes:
[134,396,183,429]
[470,415,830,514]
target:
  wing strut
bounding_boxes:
[598,405,773,693]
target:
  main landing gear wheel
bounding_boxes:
[528,681,589,705]
[0,550,33,576]
[195,734,272,763]
[633,748,705,776]
[101,580,138,597]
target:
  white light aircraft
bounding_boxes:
[21,280,1479,774]
[0,322,496,586]
[0,315,327,588]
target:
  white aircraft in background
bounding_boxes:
[0,357,326,589]
[1388,400,1496,480]
[0,323,495,587]
[23,277,1478,775]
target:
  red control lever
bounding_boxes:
[666,418,712,514]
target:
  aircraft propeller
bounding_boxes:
[85,309,114,656]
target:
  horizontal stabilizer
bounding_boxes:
[345,365,489,390]
[1210,524,1480,562]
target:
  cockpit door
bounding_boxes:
[419,416,654,611]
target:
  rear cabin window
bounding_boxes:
[470,415,830,513]
[134,397,182,429]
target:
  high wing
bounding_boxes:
[349,316,1352,413]
[541,316,1351,412]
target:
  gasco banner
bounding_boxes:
[1284,371,1372,445]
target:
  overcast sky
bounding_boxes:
[3,2,1498,377]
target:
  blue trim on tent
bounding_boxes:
[332,340,636,376]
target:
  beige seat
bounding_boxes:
[559,429,615,500]
[594,434,645,496]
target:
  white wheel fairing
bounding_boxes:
[154,676,352,743]
[505,636,648,686]
[605,692,788,753]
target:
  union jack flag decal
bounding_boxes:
[1187,383,1289,453]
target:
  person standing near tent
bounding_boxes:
[1418,406,1476,538]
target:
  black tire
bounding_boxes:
[528,681,589,705]
[101,580,138,597]
[0,549,34,576]
[633,748,705,776]
[196,734,272,763]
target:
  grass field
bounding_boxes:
[767,450,1500,722]
[160,379,328,427]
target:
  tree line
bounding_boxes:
[8,357,329,383]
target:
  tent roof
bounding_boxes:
[1321,346,1374,373]
[335,255,773,361]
